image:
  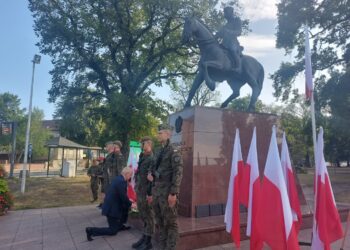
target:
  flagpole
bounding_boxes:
[310,93,317,166]
[340,210,350,250]
[304,25,317,166]
[305,24,319,248]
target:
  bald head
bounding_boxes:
[121,167,133,181]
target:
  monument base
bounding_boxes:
[168,106,308,217]
[177,208,350,249]
[130,106,349,249]
[129,208,350,249]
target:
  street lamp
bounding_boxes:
[21,54,41,193]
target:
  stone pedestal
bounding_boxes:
[169,106,306,218]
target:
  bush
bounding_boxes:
[0,179,9,193]
[0,165,7,178]
[0,165,14,215]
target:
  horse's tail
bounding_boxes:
[257,65,264,96]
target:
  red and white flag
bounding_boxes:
[281,132,302,233]
[127,147,139,202]
[225,128,243,248]
[305,25,313,100]
[245,127,262,249]
[258,126,300,250]
[311,127,343,250]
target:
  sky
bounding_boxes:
[0,1,303,120]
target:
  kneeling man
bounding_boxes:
[86,167,135,241]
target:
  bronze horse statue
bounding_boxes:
[181,17,264,111]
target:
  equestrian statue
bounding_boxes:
[181,6,264,111]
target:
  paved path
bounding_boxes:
[1,205,349,250]
[0,205,141,250]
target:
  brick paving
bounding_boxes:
[0,205,349,250]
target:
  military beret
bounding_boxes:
[140,136,152,143]
[113,140,122,148]
[158,123,174,131]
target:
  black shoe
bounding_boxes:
[120,224,131,231]
[132,235,145,249]
[137,236,152,250]
[138,243,152,250]
[96,203,102,208]
[85,227,93,241]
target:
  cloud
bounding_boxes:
[238,34,276,58]
[239,0,278,21]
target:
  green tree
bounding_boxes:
[30,108,53,160]
[0,93,51,161]
[54,88,106,146]
[320,65,350,166]
[272,0,350,101]
[15,108,52,161]
[29,0,245,152]
[279,96,314,167]
[0,92,25,121]
[272,0,350,166]
[228,95,266,112]
[170,77,221,110]
[0,93,24,157]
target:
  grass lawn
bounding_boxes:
[298,169,350,186]
[8,176,98,210]
[298,169,350,204]
[6,168,350,211]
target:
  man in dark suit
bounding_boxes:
[86,167,135,241]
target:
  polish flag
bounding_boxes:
[127,147,140,202]
[258,126,300,250]
[311,128,343,250]
[238,147,250,208]
[281,132,302,233]
[225,128,243,248]
[245,127,262,249]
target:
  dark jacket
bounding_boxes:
[102,175,131,219]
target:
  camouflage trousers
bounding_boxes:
[153,193,178,250]
[136,191,155,236]
[90,179,98,200]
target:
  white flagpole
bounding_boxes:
[306,24,320,249]
[310,93,317,166]
[304,25,317,166]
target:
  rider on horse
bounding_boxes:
[214,6,243,73]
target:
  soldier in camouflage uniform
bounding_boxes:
[110,140,125,178]
[87,158,103,202]
[101,141,114,196]
[132,136,155,250]
[150,124,183,250]
[103,140,125,193]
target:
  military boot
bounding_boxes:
[137,236,152,250]
[132,234,146,249]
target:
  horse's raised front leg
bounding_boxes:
[201,61,223,91]
[184,70,205,108]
